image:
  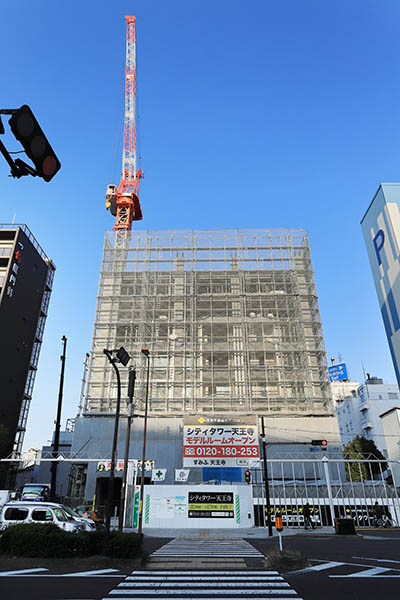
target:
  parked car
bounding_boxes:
[0,502,83,532]
[59,504,96,531]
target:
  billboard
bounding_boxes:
[328,363,348,382]
[188,491,234,518]
[361,184,400,387]
[183,416,259,467]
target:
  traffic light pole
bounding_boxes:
[104,349,122,532]
[261,416,273,537]
[119,367,136,532]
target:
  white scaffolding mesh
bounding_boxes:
[84,228,332,416]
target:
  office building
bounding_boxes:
[0,224,55,486]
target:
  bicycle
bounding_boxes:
[372,514,392,528]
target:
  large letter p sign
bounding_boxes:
[373,229,385,266]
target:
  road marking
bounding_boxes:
[150,538,264,557]
[126,576,284,581]
[353,556,400,564]
[118,582,290,588]
[62,569,120,577]
[0,568,48,576]
[110,592,298,596]
[360,535,399,540]
[103,570,303,600]
[339,566,391,577]
[290,561,344,574]
[130,570,279,575]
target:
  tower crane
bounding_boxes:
[105,16,143,230]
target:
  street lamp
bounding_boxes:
[138,347,150,536]
[103,346,131,531]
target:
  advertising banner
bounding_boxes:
[96,459,154,472]
[175,469,190,482]
[183,416,259,467]
[188,491,234,518]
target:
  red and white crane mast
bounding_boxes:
[106,15,143,230]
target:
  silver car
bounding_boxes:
[60,504,96,531]
[0,502,83,532]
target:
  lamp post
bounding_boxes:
[103,346,130,531]
[138,347,150,536]
[119,366,136,532]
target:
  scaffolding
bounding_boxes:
[84,228,332,417]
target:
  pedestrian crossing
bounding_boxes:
[150,537,264,558]
[101,570,303,599]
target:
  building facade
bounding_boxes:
[361,183,400,387]
[380,407,400,488]
[335,376,399,454]
[0,225,55,486]
[331,380,359,408]
[67,228,341,507]
[84,228,332,417]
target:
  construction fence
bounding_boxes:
[249,457,400,528]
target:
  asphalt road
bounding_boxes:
[250,529,400,600]
[1,530,399,600]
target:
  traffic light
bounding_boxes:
[311,440,327,447]
[245,470,251,484]
[8,105,61,182]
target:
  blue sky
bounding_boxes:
[2,0,400,449]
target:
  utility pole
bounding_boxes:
[50,335,67,501]
[119,367,136,531]
[261,416,273,537]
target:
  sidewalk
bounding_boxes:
[141,526,336,538]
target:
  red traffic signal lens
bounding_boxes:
[321,440,327,446]
[42,156,58,177]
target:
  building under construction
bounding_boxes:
[84,227,332,418]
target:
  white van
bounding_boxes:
[0,502,83,532]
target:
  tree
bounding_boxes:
[343,435,387,481]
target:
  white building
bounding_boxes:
[335,376,399,454]
[380,407,400,488]
[331,380,359,408]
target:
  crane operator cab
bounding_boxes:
[105,184,118,216]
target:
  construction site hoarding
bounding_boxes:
[183,415,259,467]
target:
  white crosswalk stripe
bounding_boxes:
[150,538,264,558]
[101,570,303,599]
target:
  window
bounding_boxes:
[32,509,53,522]
[389,393,398,400]
[4,507,28,521]
[53,507,68,522]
